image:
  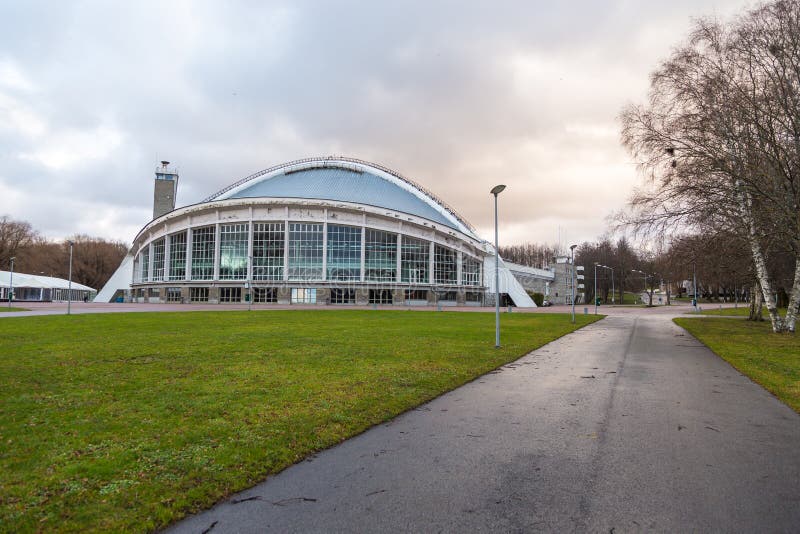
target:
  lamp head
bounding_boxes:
[490,184,506,195]
[569,244,577,251]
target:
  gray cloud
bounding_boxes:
[0,0,753,247]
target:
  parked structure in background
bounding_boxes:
[97,157,560,307]
[0,271,95,302]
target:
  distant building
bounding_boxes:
[97,157,555,307]
[0,271,95,302]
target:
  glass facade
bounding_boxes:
[434,245,457,285]
[327,224,361,281]
[330,288,356,304]
[139,246,150,282]
[254,287,278,303]
[253,222,284,280]
[401,236,429,283]
[191,226,216,280]
[219,287,242,302]
[152,239,165,281]
[166,287,182,302]
[219,223,249,280]
[288,223,323,280]
[462,255,482,286]
[132,219,487,305]
[190,287,209,302]
[168,231,187,281]
[365,229,396,282]
[369,289,393,304]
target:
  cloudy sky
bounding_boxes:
[0,0,754,248]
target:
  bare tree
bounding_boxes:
[0,216,38,268]
[621,0,800,332]
[498,243,561,269]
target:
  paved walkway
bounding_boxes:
[168,312,800,533]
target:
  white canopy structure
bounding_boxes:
[0,271,95,302]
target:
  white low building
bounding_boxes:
[0,271,96,302]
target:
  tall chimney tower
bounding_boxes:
[153,160,178,219]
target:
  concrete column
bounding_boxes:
[164,235,171,282]
[247,221,254,282]
[429,240,435,285]
[396,233,402,282]
[282,286,295,305]
[322,220,328,281]
[356,287,370,306]
[147,242,154,283]
[213,223,221,281]
[456,250,463,285]
[392,288,405,306]
[316,287,330,305]
[456,288,466,306]
[360,226,366,282]
[185,227,193,281]
[284,220,290,281]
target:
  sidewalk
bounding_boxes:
[166,312,800,533]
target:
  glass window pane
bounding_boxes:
[288,223,323,281]
[168,232,187,281]
[139,247,150,282]
[401,236,429,283]
[152,238,165,281]
[327,224,361,281]
[462,254,482,286]
[219,223,249,280]
[365,229,396,282]
[434,245,457,284]
[253,222,284,280]
[191,226,216,280]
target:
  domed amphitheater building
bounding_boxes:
[96,157,543,307]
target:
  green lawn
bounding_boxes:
[0,307,29,313]
[0,310,600,532]
[697,306,786,317]
[674,317,799,413]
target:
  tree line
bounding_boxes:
[620,0,800,333]
[0,216,127,291]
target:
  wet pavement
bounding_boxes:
[165,310,800,533]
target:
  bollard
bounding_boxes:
[507,305,512,313]
[583,307,588,315]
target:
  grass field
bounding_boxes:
[0,310,600,532]
[697,306,787,317]
[0,307,29,313]
[675,317,799,414]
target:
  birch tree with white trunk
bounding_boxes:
[620,0,800,333]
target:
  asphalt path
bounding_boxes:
[168,311,800,533]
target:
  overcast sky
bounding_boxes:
[0,0,754,249]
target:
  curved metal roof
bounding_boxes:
[204,157,478,237]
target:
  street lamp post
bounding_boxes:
[693,262,698,311]
[632,269,647,304]
[67,241,74,315]
[8,256,15,308]
[610,267,615,304]
[570,244,577,323]
[595,265,615,304]
[491,184,506,348]
[594,262,598,315]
